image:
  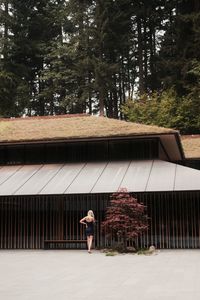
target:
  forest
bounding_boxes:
[0,0,200,133]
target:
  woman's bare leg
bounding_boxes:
[89,236,93,252]
[87,236,90,251]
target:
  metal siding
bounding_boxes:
[146,160,176,191]
[40,163,85,194]
[121,160,153,192]
[0,165,42,195]
[0,160,199,196]
[91,161,130,193]
[15,164,63,195]
[66,162,107,194]
[0,165,22,185]
[174,165,200,191]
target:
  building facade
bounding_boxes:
[0,115,200,249]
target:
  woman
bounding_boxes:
[80,210,95,253]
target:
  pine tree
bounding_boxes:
[40,0,95,114]
[0,0,199,129]
[157,0,200,95]
[0,0,18,116]
[94,0,134,117]
[7,0,64,116]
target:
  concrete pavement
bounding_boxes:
[0,249,200,300]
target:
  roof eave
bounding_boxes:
[0,132,184,162]
[0,132,177,146]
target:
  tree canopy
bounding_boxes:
[0,0,199,132]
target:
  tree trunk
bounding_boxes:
[112,74,118,118]
[3,1,9,61]
[143,17,148,92]
[137,17,144,94]
[194,0,200,11]
[99,90,104,116]
[122,234,127,252]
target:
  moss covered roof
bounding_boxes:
[181,135,200,159]
[0,114,178,144]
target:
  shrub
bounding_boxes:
[101,189,149,252]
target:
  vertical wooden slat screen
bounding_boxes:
[0,191,200,249]
[137,191,200,249]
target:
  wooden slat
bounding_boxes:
[0,192,200,249]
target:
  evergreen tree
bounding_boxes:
[0,0,18,116]
[40,0,95,114]
[0,0,64,116]
[94,0,133,117]
[157,0,200,95]
[0,0,199,131]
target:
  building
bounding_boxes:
[182,135,200,170]
[0,115,200,249]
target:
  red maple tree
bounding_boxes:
[101,189,149,251]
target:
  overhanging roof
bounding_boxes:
[0,115,177,143]
[0,115,184,161]
[0,160,199,196]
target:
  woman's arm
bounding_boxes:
[80,217,87,225]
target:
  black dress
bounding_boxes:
[85,220,94,236]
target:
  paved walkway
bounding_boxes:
[0,249,200,300]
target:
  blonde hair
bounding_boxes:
[87,210,94,218]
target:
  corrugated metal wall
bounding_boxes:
[0,191,200,249]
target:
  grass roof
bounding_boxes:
[0,115,177,144]
[181,135,200,159]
